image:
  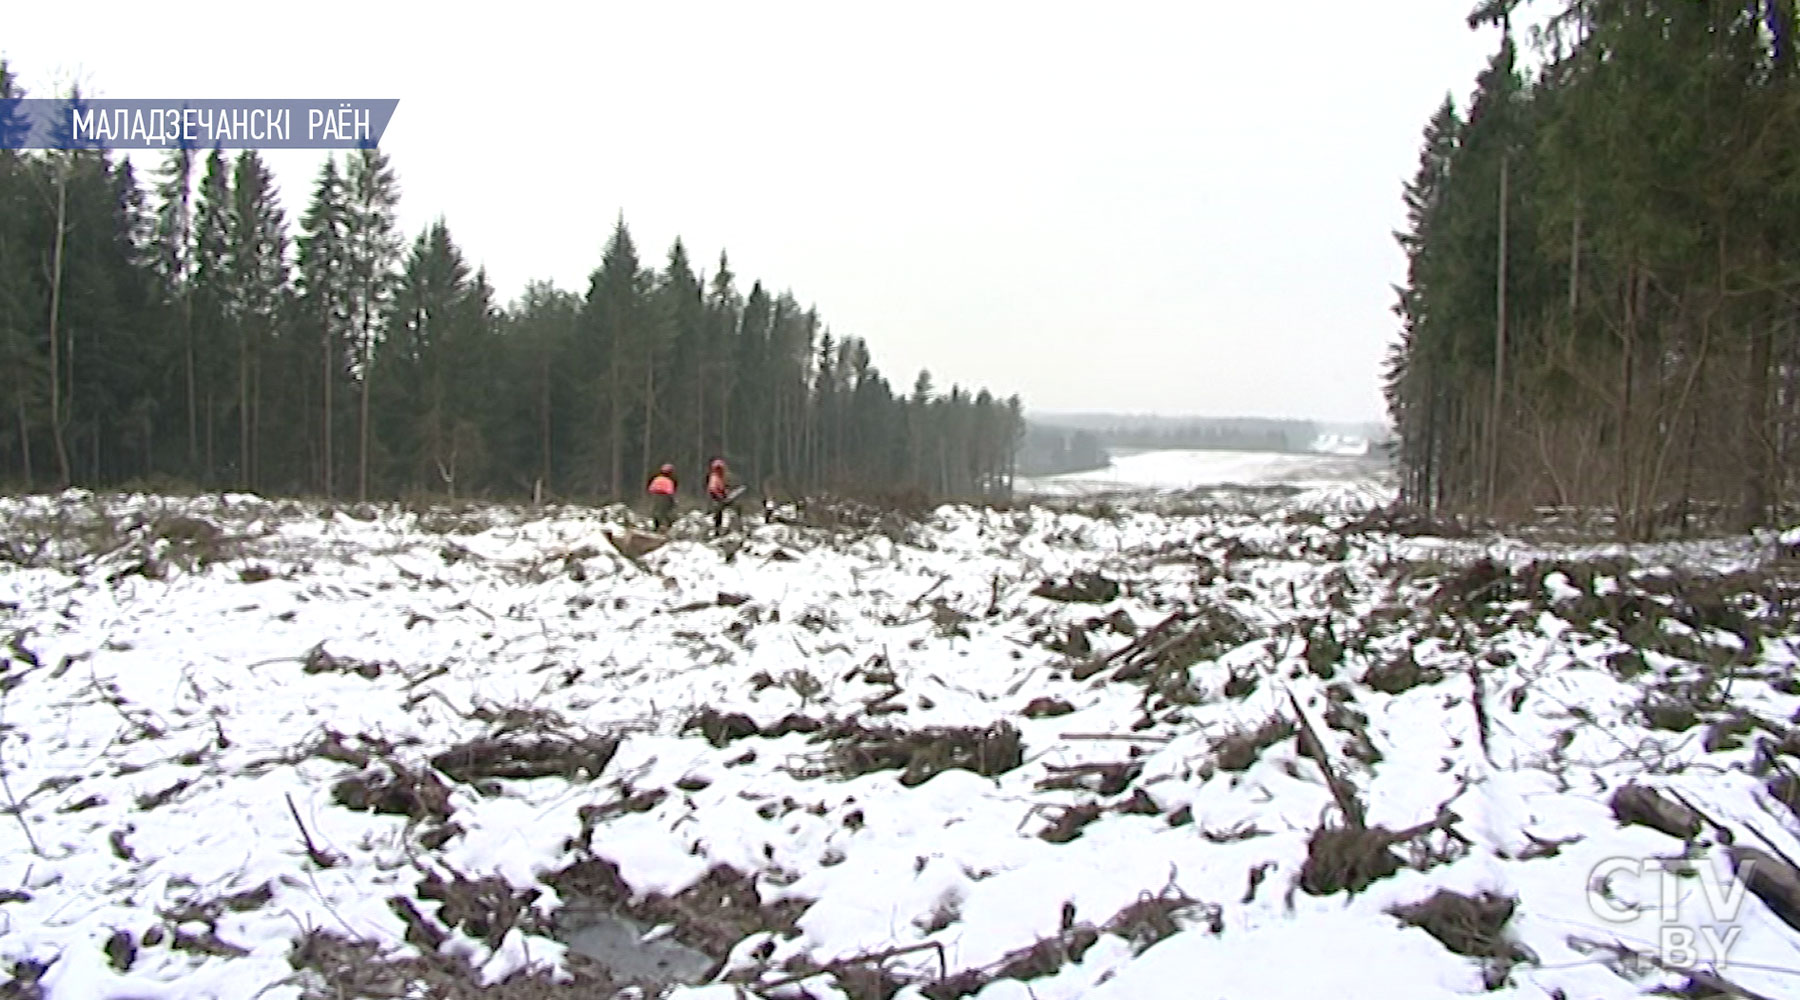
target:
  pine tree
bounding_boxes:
[150,144,198,472]
[341,148,402,501]
[296,157,353,496]
[578,217,643,496]
[379,219,478,494]
[190,148,233,483]
[226,150,289,490]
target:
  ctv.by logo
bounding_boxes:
[1586,855,1755,969]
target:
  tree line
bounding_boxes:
[1041,414,1337,454]
[1015,424,1108,477]
[1384,0,1800,537]
[0,66,1026,504]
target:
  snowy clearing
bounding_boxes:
[2,471,1800,998]
[1016,448,1392,503]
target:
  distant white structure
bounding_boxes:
[1308,434,1370,457]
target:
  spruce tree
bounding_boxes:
[341,148,402,501]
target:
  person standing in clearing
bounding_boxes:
[706,458,736,536]
[647,464,678,532]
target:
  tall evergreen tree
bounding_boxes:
[225,151,289,490]
[341,148,402,501]
[296,157,353,496]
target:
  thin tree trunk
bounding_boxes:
[640,364,655,473]
[15,391,32,488]
[1743,319,1775,530]
[47,169,71,487]
[322,316,334,498]
[1617,262,1636,538]
[538,348,551,492]
[1568,192,1581,320]
[1487,153,1509,513]
[695,360,706,476]
[359,318,372,503]
[184,296,197,473]
[251,334,262,490]
[239,326,250,488]
[608,363,623,499]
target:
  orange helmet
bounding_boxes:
[660,464,674,474]
[710,459,725,471]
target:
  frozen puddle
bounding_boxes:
[562,911,714,985]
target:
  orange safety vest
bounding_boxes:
[707,470,728,500]
[648,474,676,496]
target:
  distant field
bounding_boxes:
[1016,447,1393,497]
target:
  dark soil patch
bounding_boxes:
[791,720,1024,786]
[918,886,1219,999]
[1299,807,1465,896]
[1638,693,1706,733]
[567,783,669,851]
[924,926,1100,998]
[301,642,389,680]
[1032,572,1120,604]
[1222,664,1259,699]
[1212,716,1294,772]
[1038,803,1104,843]
[288,925,617,999]
[430,732,619,784]
[0,958,49,999]
[1344,506,1474,539]
[1728,845,1800,933]
[1300,825,1402,895]
[332,762,453,824]
[1430,558,1521,612]
[547,858,809,981]
[1390,890,1529,989]
[308,727,405,768]
[1609,784,1701,841]
[408,866,548,949]
[1021,697,1074,718]
[1044,623,1092,657]
[1104,885,1222,952]
[1036,760,1143,796]
[1303,621,1342,681]
[1111,604,1257,683]
[1087,609,1139,636]
[762,713,826,738]
[1703,713,1758,751]
[683,708,760,748]
[1362,648,1444,695]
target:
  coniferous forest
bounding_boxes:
[0,65,1025,504]
[1385,1,1800,537]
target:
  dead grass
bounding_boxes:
[288,925,613,1000]
[1389,889,1529,989]
[429,730,619,784]
[790,720,1024,786]
[331,762,453,824]
[301,642,390,680]
[683,707,762,747]
[1212,716,1294,772]
[1299,801,1466,897]
[1031,571,1121,604]
[547,858,809,977]
[1362,647,1445,695]
[916,883,1219,999]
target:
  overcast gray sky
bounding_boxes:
[6,1,1502,425]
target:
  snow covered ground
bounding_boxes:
[1017,448,1392,503]
[2,466,1800,999]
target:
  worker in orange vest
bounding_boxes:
[647,464,678,532]
[705,458,736,536]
